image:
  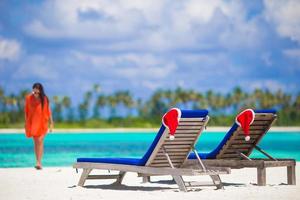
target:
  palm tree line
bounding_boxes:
[0,84,299,127]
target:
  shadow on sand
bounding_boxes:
[82,183,173,191]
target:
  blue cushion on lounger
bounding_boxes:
[77,157,144,166]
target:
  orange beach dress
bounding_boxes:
[25,94,51,138]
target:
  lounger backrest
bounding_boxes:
[145,110,209,168]
[216,111,277,160]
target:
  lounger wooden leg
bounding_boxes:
[287,165,296,185]
[115,171,126,184]
[173,175,187,192]
[78,169,92,187]
[142,176,150,183]
[257,167,266,186]
[210,175,224,189]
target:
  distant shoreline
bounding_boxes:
[0,127,300,133]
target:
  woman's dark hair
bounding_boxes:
[32,83,48,108]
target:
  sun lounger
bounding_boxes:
[73,109,230,192]
[186,109,296,186]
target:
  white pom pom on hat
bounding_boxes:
[245,135,250,141]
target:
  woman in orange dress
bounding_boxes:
[24,83,54,170]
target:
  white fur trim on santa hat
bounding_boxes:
[169,135,175,140]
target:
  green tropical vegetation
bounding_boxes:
[0,84,299,128]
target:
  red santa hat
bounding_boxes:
[162,108,181,140]
[235,109,255,141]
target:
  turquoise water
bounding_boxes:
[0,132,299,168]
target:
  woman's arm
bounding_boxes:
[49,113,54,132]
[47,97,54,132]
[24,96,29,123]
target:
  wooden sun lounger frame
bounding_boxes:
[184,112,296,186]
[73,116,231,192]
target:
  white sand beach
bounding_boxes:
[0,164,299,200]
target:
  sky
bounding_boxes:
[0,0,300,104]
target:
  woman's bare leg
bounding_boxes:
[33,135,44,168]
